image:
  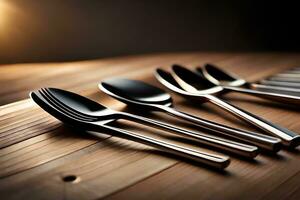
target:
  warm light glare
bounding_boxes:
[0,0,38,58]
[0,1,9,27]
[0,1,26,42]
[0,0,13,37]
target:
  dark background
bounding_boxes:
[0,0,299,64]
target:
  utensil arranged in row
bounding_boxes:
[259,67,300,89]
[29,65,300,170]
[260,80,300,89]
[283,67,300,73]
[264,67,300,83]
[37,88,259,157]
[250,84,300,96]
[188,64,300,104]
[30,88,234,169]
[155,66,300,148]
[268,76,300,83]
[196,64,300,104]
[100,78,282,151]
[273,73,300,79]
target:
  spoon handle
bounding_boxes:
[250,83,300,95]
[157,105,281,152]
[223,86,300,105]
[117,112,259,158]
[269,76,300,83]
[92,123,230,169]
[207,95,300,148]
[260,80,300,88]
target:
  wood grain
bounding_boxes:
[0,53,300,200]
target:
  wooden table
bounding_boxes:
[1,53,300,200]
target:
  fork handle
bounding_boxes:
[92,123,230,169]
[207,95,300,148]
[118,112,259,158]
[223,86,300,105]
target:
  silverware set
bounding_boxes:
[256,67,300,93]
[200,64,300,104]
[30,64,300,170]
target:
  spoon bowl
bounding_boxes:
[200,64,247,87]
[155,68,209,102]
[172,64,224,95]
[100,79,173,110]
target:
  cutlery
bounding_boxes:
[100,78,281,152]
[199,64,300,104]
[283,69,300,74]
[30,88,231,169]
[268,76,300,83]
[246,84,300,96]
[259,67,300,88]
[157,66,300,148]
[273,73,300,78]
[260,80,300,89]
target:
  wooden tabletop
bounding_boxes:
[1,53,300,200]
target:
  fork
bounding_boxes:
[30,88,231,169]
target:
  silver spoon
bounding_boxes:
[260,79,300,89]
[264,67,300,82]
[200,64,300,104]
[30,88,231,169]
[273,73,300,78]
[100,78,281,152]
[282,69,300,74]
[268,76,300,83]
[165,65,300,148]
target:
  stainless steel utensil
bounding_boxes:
[157,66,300,148]
[100,78,282,151]
[200,64,300,103]
[260,79,300,88]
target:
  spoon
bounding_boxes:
[268,76,300,83]
[258,68,300,91]
[200,64,300,104]
[41,87,259,157]
[30,88,231,169]
[260,80,300,89]
[273,73,300,78]
[170,64,300,148]
[100,78,282,152]
[283,69,300,74]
